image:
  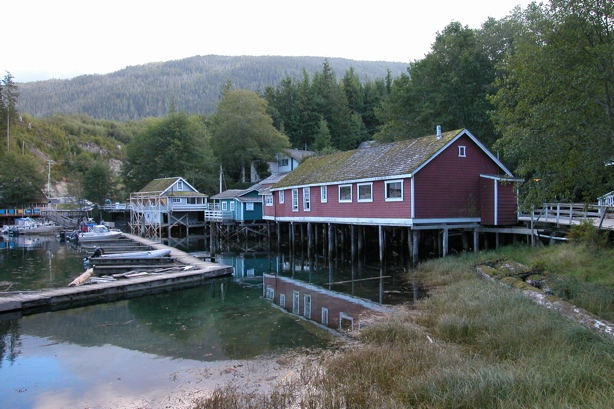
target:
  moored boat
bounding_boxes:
[78,225,123,242]
[89,248,172,259]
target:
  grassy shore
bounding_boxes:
[193,242,614,408]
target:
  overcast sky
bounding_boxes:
[4,0,531,83]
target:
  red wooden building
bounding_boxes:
[262,128,520,264]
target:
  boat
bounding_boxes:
[78,225,123,242]
[88,248,172,259]
[3,218,62,236]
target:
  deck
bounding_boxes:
[0,233,233,318]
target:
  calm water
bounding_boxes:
[0,235,337,408]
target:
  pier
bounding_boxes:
[0,232,233,318]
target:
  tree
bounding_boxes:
[312,118,335,154]
[491,0,614,204]
[0,153,45,206]
[122,112,216,193]
[82,160,112,205]
[375,22,497,145]
[210,90,289,184]
[0,72,19,153]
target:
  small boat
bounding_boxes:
[89,248,172,259]
[3,218,62,236]
[78,225,123,242]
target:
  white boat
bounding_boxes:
[78,225,123,242]
[4,217,62,236]
[89,248,172,259]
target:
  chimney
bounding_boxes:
[436,125,442,139]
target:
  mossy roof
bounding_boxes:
[273,129,466,189]
[137,177,206,197]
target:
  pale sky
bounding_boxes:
[5,0,532,83]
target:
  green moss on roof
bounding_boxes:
[274,129,463,188]
[138,177,180,193]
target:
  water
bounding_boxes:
[0,235,337,408]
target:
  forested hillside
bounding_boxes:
[17,55,407,121]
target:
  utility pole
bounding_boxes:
[47,160,53,198]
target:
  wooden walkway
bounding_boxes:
[518,203,614,231]
[0,232,233,318]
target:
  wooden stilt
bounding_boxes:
[412,230,419,267]
[442,227,449,257]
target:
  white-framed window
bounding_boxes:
[385,180,403,201]
[230,201,235,212]
[304,294,312,318]
[458,146,466,157]
[279,158,289,167]
[279,190,285,204]
[321,308,329,325]
[321,186,328,203]
[303,187,311,211]
[221,201,228,211]
[172,197,181,203]
[292,291,300,314]
[339,184,352,202]
[246,202,254,211]
[357,183,373,202]
[292,188,299,212]
[265,286,275,300]
[177,180,184,191]
[265,194,273,206]
[280,294,286,308]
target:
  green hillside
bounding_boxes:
[17,55,407,121]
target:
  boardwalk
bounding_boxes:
[518,203,614,231]
[0,232,233,317]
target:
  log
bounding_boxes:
[68,268,94,287]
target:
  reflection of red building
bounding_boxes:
[263,274,390,332]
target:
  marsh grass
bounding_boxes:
[193,246,614,408]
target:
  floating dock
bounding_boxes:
[0,233,233,318]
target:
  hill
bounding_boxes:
[16,55,408,121]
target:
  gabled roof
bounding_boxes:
[281,148,314,162]
[272,129,512,190]
[137,177,206,196]
[210,189,245,200]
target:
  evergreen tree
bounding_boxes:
[0,152,45,206]
[0,72,20,153]
[82,160,112,205]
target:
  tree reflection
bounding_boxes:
[0,320,22,368]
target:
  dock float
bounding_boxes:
[0,233,233,318]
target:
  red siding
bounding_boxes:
[496,182,518,225]
[414,135,500,219]
[270,179,412,221]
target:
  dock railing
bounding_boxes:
[519,202,614,230]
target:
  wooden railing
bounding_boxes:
[518,202,614,229]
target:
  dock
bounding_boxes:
[0,232,233,318]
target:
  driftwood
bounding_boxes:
[68,268,94,287]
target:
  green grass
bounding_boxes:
[192,244,614,408]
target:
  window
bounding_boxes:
[339,184,352,202]
[230,201,235,212]
[321,186,328,203]
[246,202,254,211]
[304,294,312,318]
[280,294,286,308]
[279,190,285,204]
[321,308,329,325]
[172,197,181,203]
[265,286,274,300]
[458,146,466,157]
[177,180,184,191]
[279,158,289,167]
[303,187,311,211]
[292,291,300,314]
[385,180,403,201]
[221,201,227,211]
[358,183,373,202]
[292,188,299,212]
[265,194,273,206]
